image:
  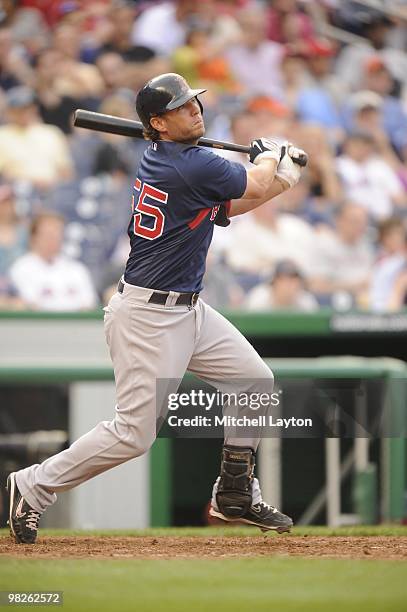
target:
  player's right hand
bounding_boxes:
[249,137,282,165]
[276,143,305,188]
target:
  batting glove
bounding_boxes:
[249,137,282,165]
[276,143,306,188]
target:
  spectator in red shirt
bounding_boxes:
[266,0,314,48]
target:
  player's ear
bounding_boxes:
[150,115,167,134]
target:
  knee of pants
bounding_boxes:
[127,431,156,458]
[244,356,274,385]
[113,420,156,458]
[244,367,274,395]
[137,437,155,457]
[122,439,155,459]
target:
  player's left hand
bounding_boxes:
[276,143,307,188]
[249,137,282,165]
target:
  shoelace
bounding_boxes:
[253,480,278,514]
[26,509,41,531]
[257,501,278,514]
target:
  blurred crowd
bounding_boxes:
[0,0,406,313]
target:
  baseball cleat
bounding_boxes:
[6,473,42,544]
[209,501,293,534]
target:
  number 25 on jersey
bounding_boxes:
[132,178,168,240]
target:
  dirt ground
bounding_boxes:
[1,535,406,560]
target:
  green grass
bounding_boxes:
[0,557,406,612]
[1,525,407,537]
[1,527,406,611]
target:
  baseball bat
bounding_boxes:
[74,109,308,167]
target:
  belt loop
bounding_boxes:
[165,291,178,307]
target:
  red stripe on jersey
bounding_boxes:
[134,178,141,190]
[188,208,211,230]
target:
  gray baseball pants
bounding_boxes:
[15,281,274,513]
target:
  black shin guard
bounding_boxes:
[216,445,255,518]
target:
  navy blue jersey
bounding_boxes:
[124,141,247,292]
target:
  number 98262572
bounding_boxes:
[0,592,63,606]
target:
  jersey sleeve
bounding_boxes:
[181,148,247,202]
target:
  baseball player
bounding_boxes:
[7,73,305,544]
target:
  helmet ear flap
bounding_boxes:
[196,97,203,115]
